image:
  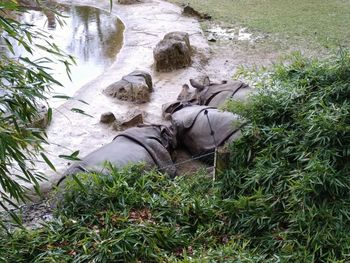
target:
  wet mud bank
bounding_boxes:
[30,0,211,198]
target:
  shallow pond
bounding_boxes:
[7,3,124,106]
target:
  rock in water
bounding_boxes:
[153,32,192,72]
[103,70,153,103]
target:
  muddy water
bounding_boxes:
[11,4,124,106]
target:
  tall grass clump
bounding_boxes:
[222,50,350,262]
[0,165,272,262]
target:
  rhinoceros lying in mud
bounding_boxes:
[189,77,251,107]
[162,77,251,118]
[58,125,177,185]
[171,105,244,160]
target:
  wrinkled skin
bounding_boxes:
[162,76,251,118]
[171,105,243,160]
[189,77,251,107]
[58,125,177,185]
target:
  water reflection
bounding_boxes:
[2,3,124,106]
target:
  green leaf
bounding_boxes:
[70,108,93,118]
[47,107,52,124]
[59,150,81,161]
[40,152,56,172]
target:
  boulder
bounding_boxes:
[103,70,153,103]
[153,32,192,72]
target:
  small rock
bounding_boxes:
[121,112,143,129]
[100,112,116,124]
[112,110,145,131]
[112,120,122,131]
[30,104,49,129]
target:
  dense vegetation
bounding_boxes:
[222,50,350,261]
[1,52,349,262]
[0,165,267,262]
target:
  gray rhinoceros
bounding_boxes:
[58,125,177,185]
[171,105,243,160]
[162,77,251,118]
[189,77,251,107]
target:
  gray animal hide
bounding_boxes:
[189,79,251,107]
[59,125,177,185]
[162,78,251,119]
[171,105,243,158]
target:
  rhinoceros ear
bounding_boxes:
[182,84,189,90]
[178,84,191,101]
[190,79,205,91]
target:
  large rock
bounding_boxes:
[153,32,192,72]
[103,70,153,103]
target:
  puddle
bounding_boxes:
[2,4,124,107]
[206,25,254,42]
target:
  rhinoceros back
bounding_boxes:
[63,136,154,176]
[60,125,177,185]
[171,105,241,157]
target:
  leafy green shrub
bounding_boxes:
[222,51,350,262]
[0,164,277,262]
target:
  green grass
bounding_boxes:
[169,0,350,52]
